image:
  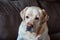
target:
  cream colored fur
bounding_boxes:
[17,6,50,40]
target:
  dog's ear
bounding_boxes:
[41,9,49,24]
[36,9,49,36]
[20,7,28,20]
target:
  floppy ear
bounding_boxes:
[41,9,49,24]
[20,7,28,20]
[36,9,49,36]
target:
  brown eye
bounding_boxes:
[26,16,29,19]
[35,17,39,20]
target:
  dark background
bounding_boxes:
[0,0,60,40]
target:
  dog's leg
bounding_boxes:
[17,35,21,40]
[45,35,50,40]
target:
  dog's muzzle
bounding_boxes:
[26,23,33,32]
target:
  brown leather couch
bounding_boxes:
[0,0,60,40]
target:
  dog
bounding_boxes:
[17,6,50,40]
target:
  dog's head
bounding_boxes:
[20,6,49,33]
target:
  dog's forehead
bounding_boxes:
[25,7,42,16]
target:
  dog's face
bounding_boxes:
[20,6,48,33]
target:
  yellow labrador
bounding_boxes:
[17,6,50,40]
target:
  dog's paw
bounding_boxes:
[35,35,41,40]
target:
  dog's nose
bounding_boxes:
[27,22,33,27]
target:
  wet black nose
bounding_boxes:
[26,25,33,32]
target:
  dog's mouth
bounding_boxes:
[26,24,34,32]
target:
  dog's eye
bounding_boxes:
[35,17,39,20]
[26,16,29,18]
